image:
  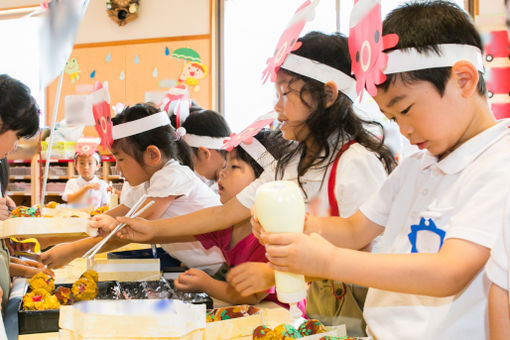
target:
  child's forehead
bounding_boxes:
[76,155,97,163]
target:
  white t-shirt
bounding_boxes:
[486,194,510,295]
[360,119,510,340]
[123,160,225,275]
[62,176,108,209]
[119,182,145,207]
[236,143,387,217]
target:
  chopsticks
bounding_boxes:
[82,194,151,260]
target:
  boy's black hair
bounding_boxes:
[180,110,232,158]
[231,129,289,179]
[0,74,40,138]
[379,1,486,96]
[277,32,396,194]
[112,103,193,169]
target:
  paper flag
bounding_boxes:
[222,117,274,152]
[261,0,320,84]
[39,0,90,87]
[91,82,113,149]
[348,0,398,99]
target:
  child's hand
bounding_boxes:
[87,183,101,191]
[115,216,155,243]
[174,268,211,293]
[262,232,336,278]
[250,207,266,245]
[21,259,55,278]
[89,214,119,237]
[0,197,11,221]
[40,243,78,269]
[226,262,275,297]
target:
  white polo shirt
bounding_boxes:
[486,194,510,295]
[62,176,108,209]
[360,119,510,340]
[236,143,387,217]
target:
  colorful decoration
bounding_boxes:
[120,70,126,80]
[160,85,191,128]
[486,67,510,98]
[90,70,96,78]
[171,47,202,63]
[178,61,208,92]
[64,57,81,83]
[222,117,274,152]
[348,0,399,99]
[105,52,112,62]
[106,0,140,26]
[75,138,100,156]
[492,103,510,120]
[91,82,113,149]
[408,217,446,253]
[152,67,158,78]
[134,54,140,64]
[165,46,170,56]
[261,0,319,84]
[482,30,510,62]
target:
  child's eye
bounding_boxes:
[400,104,413,114]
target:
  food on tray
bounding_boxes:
[273,324,302,339]
[55,286,72,305]
[28,272,55,294]
[298,319,327,336]
[253,325,276,339]
[207,305,261,322]
[23,288,60,310]
[90,205,109,216]
[45,201,60,209]
[11,206,41,218]
[72,277,98,301]
[80,269,99,283]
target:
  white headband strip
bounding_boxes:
[240,138,275,169]
[384,44,484,75]
[281,53,359,103]
[112,111,170,140]
[183,134,226,150]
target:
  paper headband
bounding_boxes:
[281,53,359,103]
[75,138,100,161]
[240,138,276,169]
[112,111,171,140]
[183,134,225,150]
[384,44,484,74]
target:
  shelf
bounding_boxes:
[8,159,31,164]
[46,192,63,196]
[10,192,30,196]
[9,176,31,180]
[107,175,123,179]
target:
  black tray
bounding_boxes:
[18,278,213,334]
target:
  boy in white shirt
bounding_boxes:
[260,2,510,339]
[63,152,108,209]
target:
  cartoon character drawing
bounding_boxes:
[178,61,208,92]
[261,0,319,84]
[64,57,81,83]
[348,0,398,99]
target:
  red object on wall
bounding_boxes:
[483,30,510,62]
[492,103,510,119]
[486,67,510,97]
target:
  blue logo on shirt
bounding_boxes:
[408,217,446,253]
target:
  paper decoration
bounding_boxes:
[39,0,90,87]
[134,54,140,64]
[492,103,510,120]
[261,0,320,84]
[90,70,96,78]
[152,67,158,78]
[171,47,202,63]
[64,57,81,83]
[165,46,170,56]
[348,0,399,99]
[486,67,510,97]
[408,217,445,253]
[482,30,510,62]
[222,117,274,152]
[120,70,125,80]
[178,61,208,92]
[160,85,191,128]
[91,82,113,149]
[75,138,100,156]
[105,52,112,62]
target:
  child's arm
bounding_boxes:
[65,183,100,203]
[489,283,510,340]
[115,197,250,243]
[175,268,267,305]
[263,232,489,297]
[9,257,54,278]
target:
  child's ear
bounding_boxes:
[144,145,162,166]
[324,81,339,108]
[451,61,479,98]
[197,146,211,161]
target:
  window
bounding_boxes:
[222,0,465,132]
[0,15,45,126]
